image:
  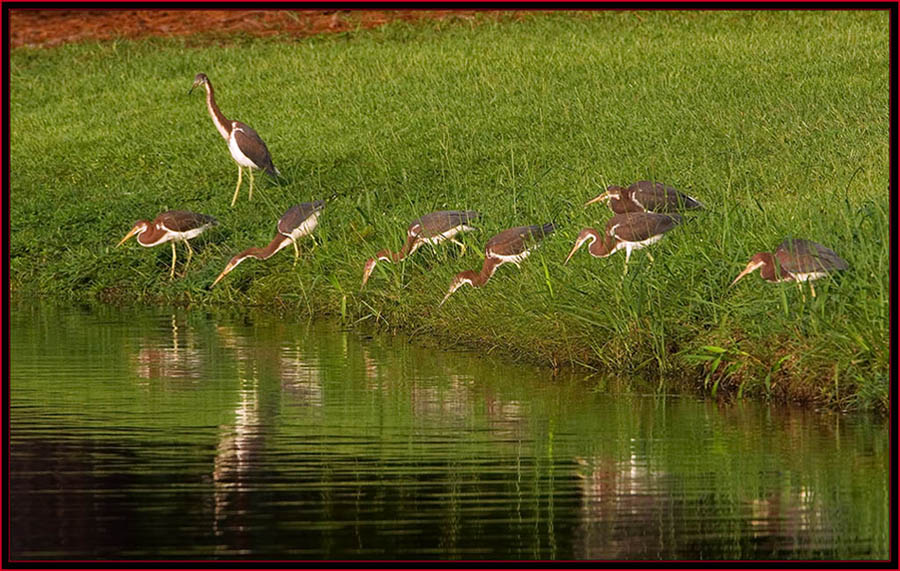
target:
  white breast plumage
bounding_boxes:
[228,127,259,168]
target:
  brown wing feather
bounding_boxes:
[158,210,217,232]
[628,181,702,211]
[278,201,326,234]
[413,210,481,237]
[233,122,277,175]
[776,239,849,273]
[486,223,555,256]
[607,213,679,242]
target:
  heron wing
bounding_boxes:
[414,210,482,237]
[608,213,679,242]
[158,211,217,233]
[487,223,554,256]
[629,181,701,211]
[233,123,276,174]
[776,239,849,273]
[278,201,325,234]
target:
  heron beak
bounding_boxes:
[210,264,234,289]
[439,279,467,306]
[439,289,455,306]
[729,260,764,288]
[564,236,590,265]
[116,226,141,248]
[584,192,610,207]
[564,243,581,265]
[361,259,377,289]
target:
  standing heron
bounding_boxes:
[730,238,849,297]
[116,210,218,279]
[362,210,481,288]
[210,201,326,287]
[564,212,680,273]
[585,181,702,213]
[441,222,555,305]
[190,73,280,207]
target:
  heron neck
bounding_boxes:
[204,82,231,140]
[759,253,789,282]
[471,256,500,287]
[377,247,404,264]
[587,229,615,257]
[136,223,170,246]
[240,235,293,262]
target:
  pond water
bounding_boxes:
[9,302,889,561]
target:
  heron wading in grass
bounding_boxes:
[585,180,703,213]
[730,238,849,298]
[211,201,326,288]
[116,210,218,279]
[565,212,681,274]
[441,222,556,305]
[362,210,481,288]
[190,73,280,207]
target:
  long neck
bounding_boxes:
[398,233,422,259]
[136,222,170,246]
[204,81,231,140]
[590,231,617,257]
[759,253,789,282]
[471,256,501,287]
[376,244,406,264]
[236,235,292,264]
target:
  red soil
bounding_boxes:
[9,9,522,49]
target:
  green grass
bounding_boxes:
[10,11,889,410]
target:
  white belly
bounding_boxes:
[286,212,321,241]
[492,248,533,266]
[173,226,209,242]
[421,224,474,246]
[790,271,828,282]
[610,233,663,255]
[228,130,259,168]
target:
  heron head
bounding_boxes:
[189,73,209,95]
[361,258,378,289]
[116,221,149,247]
[729,253,770,288]
[564,228,600,264]
[440,271,476,306]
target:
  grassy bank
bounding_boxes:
[10,11,889,410]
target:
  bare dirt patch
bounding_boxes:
[9,9,526,49]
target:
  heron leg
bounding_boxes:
[623,246,632,275]
[292,239,300,267]
[232,165,243,207]
[450,239,466,255]
[248,168,255,202]
[184,240,195,274]
[645,250,654,263]
[797,281,806,302]
[809,280,817,298]
[170,242,177,280]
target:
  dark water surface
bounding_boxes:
[9,302,889,560]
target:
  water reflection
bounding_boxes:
[9,302,890,560]
[132,314,204,381]
[213,378,265,547]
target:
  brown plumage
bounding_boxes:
[116,210,218,279]
[190,73,280,207]
[211,201,325,287]
[565,212,680,272]
[731,238,849,297]
[441,223,555,305]
[362,210,481,288]
[585,180,702,213]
